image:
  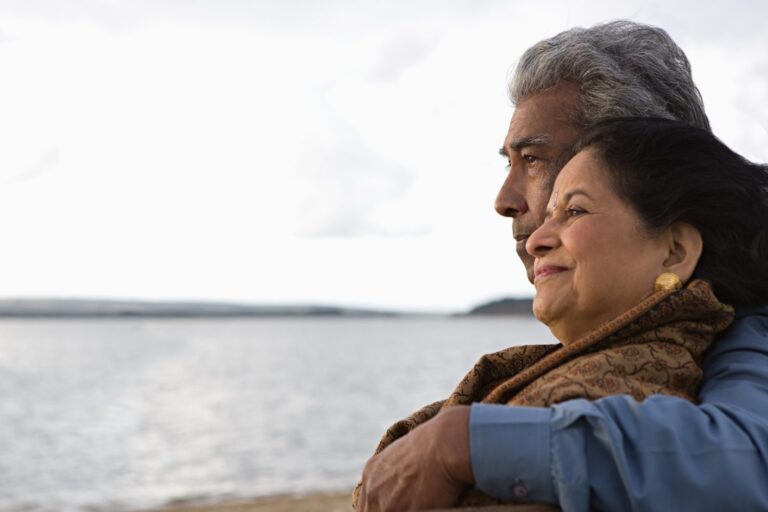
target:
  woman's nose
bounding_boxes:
[526,219,558,257]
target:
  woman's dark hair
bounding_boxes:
[574,117,768,308]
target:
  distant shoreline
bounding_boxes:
[0,297,534,318]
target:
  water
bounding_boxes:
[0,317,555,512]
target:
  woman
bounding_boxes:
[354,118,768,510]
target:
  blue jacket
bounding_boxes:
[470,308,768,511]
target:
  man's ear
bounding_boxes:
[662,222,703,283]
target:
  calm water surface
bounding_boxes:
[0,317,555,512]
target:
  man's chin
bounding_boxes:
[517,250,535,284]
[525,266,535,284]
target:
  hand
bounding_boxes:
[356,405,474,512]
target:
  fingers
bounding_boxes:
[358,456,379,512]
[356,482,366,512]
[359,455,391,512]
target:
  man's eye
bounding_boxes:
[522,154,538,164]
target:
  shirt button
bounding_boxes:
[512,481,529,499]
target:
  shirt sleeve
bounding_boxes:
[469,310,768,511]
[470,403,557,503]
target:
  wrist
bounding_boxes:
[435,405,475,486]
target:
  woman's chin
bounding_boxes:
[532,298,556,326]
[533,298,573,343]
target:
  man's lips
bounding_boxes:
[534,265,568,281]
[514,233,529,252]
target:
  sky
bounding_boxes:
[0,0,765,312]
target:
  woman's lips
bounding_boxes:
[534,265,568,282]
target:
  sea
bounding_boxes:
[0,317,555,512]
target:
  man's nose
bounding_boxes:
[494,169,529,218]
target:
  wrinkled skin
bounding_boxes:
[356,406,472,511]
[356,83,582,512]
[495,83,581,282]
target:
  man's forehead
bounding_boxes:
[504,117,565,150]
[503,84,582,150]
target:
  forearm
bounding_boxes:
[472,310,768,511]
[472,394,768,511]
[471,404,557,503]
[555,396,768,510]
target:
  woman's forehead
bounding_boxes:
[555,149,599,187]
[552,148,617,202]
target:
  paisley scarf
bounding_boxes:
[353,280,734,510]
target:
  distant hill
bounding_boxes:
[465,297,534,316]
[0,297,535,318]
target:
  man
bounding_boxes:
[357,21,768,511]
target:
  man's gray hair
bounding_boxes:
[510,20,710,131]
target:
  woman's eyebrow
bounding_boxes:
[543,189,593,219]
[562,189,593,202]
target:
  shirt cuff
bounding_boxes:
[470,403,557,503]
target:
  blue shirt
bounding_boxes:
[470,308,768,511]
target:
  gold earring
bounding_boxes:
[655,272,682,291]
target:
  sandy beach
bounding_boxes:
[137,492,559,512]
[137,491,354,512]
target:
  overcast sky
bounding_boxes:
[0,0,765,311]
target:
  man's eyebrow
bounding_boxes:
[498,135,551,157]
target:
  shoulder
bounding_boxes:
[709,306,768,355]
[700,306,768,414]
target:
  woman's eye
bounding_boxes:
[567,207,586,217]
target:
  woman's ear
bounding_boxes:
[662,222,703,283]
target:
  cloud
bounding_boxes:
[368,33,439,83]
[0,26,15,43]
[643,0,768,46]
[730,58,768,161]
[293,117,418,237]
[2,148,59,184]
[0,0,510,36]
